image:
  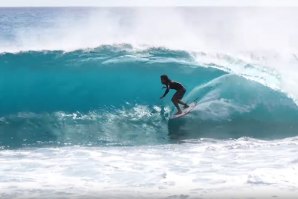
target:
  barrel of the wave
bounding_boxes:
[168,74,298,140]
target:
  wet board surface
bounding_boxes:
[170,102,197,119]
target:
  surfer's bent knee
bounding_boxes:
[172,97,178,104]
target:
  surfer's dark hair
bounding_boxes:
[160,74,170,81]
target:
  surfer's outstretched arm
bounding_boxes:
[160,86,170,99]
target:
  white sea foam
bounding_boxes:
[0,138,298,198]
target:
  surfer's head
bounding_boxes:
[160,74,170,84]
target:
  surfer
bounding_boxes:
[160,74,189,115]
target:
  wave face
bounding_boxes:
[0,46,298,148]
[0,46,224,148]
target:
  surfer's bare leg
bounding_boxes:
[173,90,189,109]
[178,100,189,109]
[172,98,182,115]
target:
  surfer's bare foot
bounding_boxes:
[175,111,182,115]
[183,104,189,109]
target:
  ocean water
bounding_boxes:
[0,7,298,198]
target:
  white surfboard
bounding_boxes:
[170,102,197,119]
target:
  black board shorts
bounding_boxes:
[172,89,186,101]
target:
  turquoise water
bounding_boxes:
[1,46,297,148]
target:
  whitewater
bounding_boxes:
[0,7,298,198]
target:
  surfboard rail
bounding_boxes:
[170,102,197,119]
